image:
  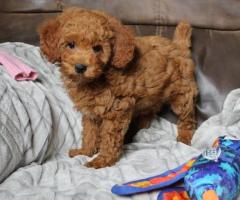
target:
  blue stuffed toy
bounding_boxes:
[112,136,240,200]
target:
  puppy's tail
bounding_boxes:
[173,21,192,48]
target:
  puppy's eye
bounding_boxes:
[66,42,75,49]
[92,45,103,53]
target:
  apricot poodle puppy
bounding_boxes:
[38,8,198,168]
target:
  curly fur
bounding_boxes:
[38,7,198,168]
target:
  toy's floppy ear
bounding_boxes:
[38,18,61,62]
[111,158,196,196]
[109,19,135,68]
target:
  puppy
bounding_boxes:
[38,7,198,168]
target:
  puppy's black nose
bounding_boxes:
[75,64,87,74]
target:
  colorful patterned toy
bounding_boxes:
[111,136,240,200]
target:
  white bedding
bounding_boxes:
[0,43,239,200]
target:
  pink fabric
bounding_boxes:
[0,51,38,81]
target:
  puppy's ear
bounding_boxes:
[109,18,135,68]
[38,18,61,62]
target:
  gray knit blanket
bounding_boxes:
[0,42,239,200]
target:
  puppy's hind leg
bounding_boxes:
[170,83,198,145]
[69,115,101,157]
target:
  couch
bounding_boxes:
[0,1,240,199]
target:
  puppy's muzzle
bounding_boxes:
[75,64,87,74]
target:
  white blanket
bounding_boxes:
[0,43,239,200]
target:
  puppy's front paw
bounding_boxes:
[85,154,116,169]
[69,148,95,158]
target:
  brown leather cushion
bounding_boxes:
[1,0,240,125]
[1,0,240,29]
